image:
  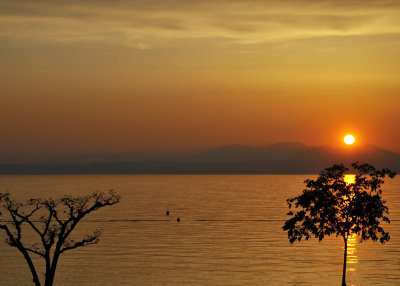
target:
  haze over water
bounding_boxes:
[0,175,399,285]
[2,1,400,285]
[2,1,400,165]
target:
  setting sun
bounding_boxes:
[344,135,355,145]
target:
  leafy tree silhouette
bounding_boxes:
[0,190,120,286]
[283,162,396,286]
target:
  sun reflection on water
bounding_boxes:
[344,174,356,185]
[344,175,358,273]
[343,174,356,204]
[347,233,358,271]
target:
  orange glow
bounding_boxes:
[344,174,355,185]
[344,135,355,145]
[1,1,400,163]
[343,175,355,206]
[347,233,359,269]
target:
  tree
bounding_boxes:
[0,190,120,286]
[283,162,396,286]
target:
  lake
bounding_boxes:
[0,175,399,285]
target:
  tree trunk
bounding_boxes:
[20,248,41,286]
[45,250,61,286]
[342,238,347,286]
[44,253,53,286]
[44,269,55,286]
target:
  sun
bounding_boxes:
[344,135,355,145]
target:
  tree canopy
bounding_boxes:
[0,190,120,286]
[283,162,396,285]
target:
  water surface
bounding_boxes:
[0,175,399,285]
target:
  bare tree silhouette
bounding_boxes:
[0,190,120,286]
[283,162,396,286]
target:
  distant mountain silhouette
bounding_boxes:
[1,142,399,174]
[184,142,309,162]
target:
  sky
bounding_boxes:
[1,0,400,163]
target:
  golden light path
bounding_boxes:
[347,233,359,272]
[344,175,358,275]
[344,174,356,185]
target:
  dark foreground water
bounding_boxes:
[0,175,399,285]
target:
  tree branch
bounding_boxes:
[0,190,120,286]
[25,247,45,257]
[60,230,102,254]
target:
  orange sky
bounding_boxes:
[1,0,400,163]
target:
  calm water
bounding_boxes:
[0,175,399,285]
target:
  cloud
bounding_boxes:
[0,0,399,48]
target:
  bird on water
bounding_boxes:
[177,217,181,222]
[166,210,170,216]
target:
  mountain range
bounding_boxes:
[1,142,400,174]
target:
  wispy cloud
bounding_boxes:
[1,0,400,48]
